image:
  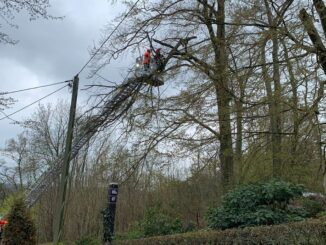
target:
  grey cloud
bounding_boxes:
[0,0,130,148]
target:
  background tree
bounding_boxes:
[2,132,28,190]
[0,0,57,45]
[87,0,325,190]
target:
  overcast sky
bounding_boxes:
[0,0,132,149]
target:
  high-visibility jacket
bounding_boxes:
[143,50,151,65]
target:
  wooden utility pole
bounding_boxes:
[53,75,79,244]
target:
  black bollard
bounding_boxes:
[103,183,119,244]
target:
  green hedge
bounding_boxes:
[113,218,326,245]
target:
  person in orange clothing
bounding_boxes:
[0,219,8,240]
[143,49,151,71]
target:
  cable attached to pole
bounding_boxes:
[0,80,71,96]
[0,84,68,121]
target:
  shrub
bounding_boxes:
[116,230,144,241]
[75,235,101,245]
[206,179,305,229]
[2,197,36,245]
[142,206,183,237]
[301,196,325,217]
[183,221,196,232]
[0,194,18,217]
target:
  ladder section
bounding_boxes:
[25,79,143,207]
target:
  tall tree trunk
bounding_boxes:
[282,40,299,164]
[235,67,244,180]
[264,0,283,177]
[300,1,326,193]
[261,39,275,165]
[215,0,234,190]
[235,98,243,163]
[18,158,23,190]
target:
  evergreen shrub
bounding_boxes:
[206,179,305,229]
[142,206,183,237]
[2,197,36,245]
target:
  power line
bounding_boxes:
[77,0,141,75]
[0,110,20,124]
[0,80,71,96]
[0,85,68,121]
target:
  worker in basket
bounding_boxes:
[154,48,164,72]
[143,48,165,72]
[143,49,151,71]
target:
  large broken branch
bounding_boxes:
[153,36,197,69]
[299,8,326,73]
[313,0,326,38]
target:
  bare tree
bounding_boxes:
[299,0,326,192]
[0,0,59,44]
[88,0,241,191]
[1,132,28,190]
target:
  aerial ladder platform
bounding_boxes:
[25,38,193,207]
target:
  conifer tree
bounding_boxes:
[2,198,36,245]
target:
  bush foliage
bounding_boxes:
[113,218,326,245]
[142,206,183,237]
[116,230,145,241]
[75,235,101,245]
[116,205,185,240]
[299,195,326,217]
[206,179,305,229]
[2,197,36,245]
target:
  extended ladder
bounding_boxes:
[25,77,144,207]
[25,37,192,207]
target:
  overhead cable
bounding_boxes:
[0,85,68,121]
[0,80,71,96]
[0,110,20,124]
[77,0,141,75]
